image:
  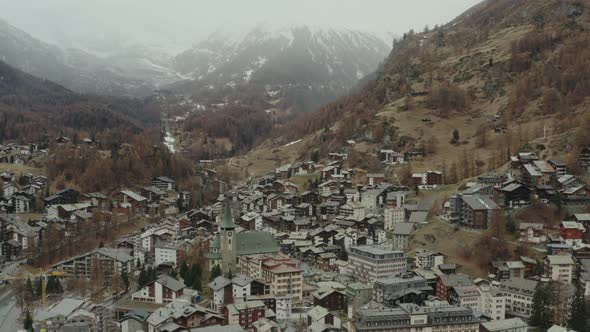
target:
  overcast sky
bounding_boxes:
[0,0,481,54]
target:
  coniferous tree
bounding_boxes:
[530,282,552,331]
[210,264,222,281]
[25,277,34,301]
[180,262,189,280]
[568,284,588,332]
[121,271,130,290]
[138,267,147,289]
[227,269,233,279]
[23,310,33,331]
[35,278,42,301]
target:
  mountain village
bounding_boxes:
[0,136,589,332]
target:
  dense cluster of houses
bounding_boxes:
[2,143,590,332]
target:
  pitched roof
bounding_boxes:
[393,222,415,235]
[221,200,236,230]
[156,275,185,292]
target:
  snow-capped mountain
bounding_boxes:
[172,26,391,113]
[0,18,184,97]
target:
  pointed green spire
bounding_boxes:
[221,199,236,230]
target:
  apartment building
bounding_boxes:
[355,303,479,332]
[348,246,408,282]
[239,254,303,302]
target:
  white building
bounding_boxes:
[348,246,407,282]
[131,275,185,304]
[415,249,445,270]
[384,206,405,231]
[544,255,575,284]
[479,284,506,321]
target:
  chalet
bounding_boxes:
[224,300,266,330]
[295,203,317,218]
[366,173,385,186]
[131,275,185,304]
[146,300,225,331]
[151,176,176,191]
[1,240,22,260]
[380,150,405,165]
[266,194,287,213]
[412,171,443,188]
[562,186,590,205]
[557,175,585,189]
[141,186,166,202]
[339,201,366,220]
[44,188,80,206]
[258,175,275,187]
[312,289,347,312]
[272,180,298,193]
[306,306,341,330]
[83,192,108,209]
[316,253,337,271]
[478,174,507,187]
[301,191,319,205]
[499,182,530,207]
[48,203,91,219]
[548,159,567,177]
[435,273,474,301]
[114,190,147,215]
[519,223,546,244]
[560,221,585,245]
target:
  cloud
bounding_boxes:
[0,0,481,53]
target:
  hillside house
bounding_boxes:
[380,150,405,165]
[131,275,185,304]
[151,176,176,191]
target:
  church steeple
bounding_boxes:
[220,199,237,275]
[221,200,236,230]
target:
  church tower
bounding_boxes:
[220,200,237,275]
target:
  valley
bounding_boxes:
[0,1,590,332]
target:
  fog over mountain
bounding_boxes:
[0,0,480,54]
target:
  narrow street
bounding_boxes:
[0,285,19,332]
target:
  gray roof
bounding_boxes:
[208,276,231,291]
[408,211,428,224]
[190,325,244,332]
[157,275,185,292]
[393,223,415,235]
[461,194,499,210]
[481,318,528,331]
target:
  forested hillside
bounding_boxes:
[0,60,161,141]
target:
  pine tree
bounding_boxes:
[23,310,33,331]
[530,282,552,331]
[227,269,233,279]
[210,265,222,281]
[26,277,34,302]
[568,284,588,332]
[138,267,147,289]
[136,258,141,269]
[35,278,42,301]
[192,276,202,291]
[180,262,189,280]
[121,271,130,290]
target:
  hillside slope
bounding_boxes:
[238,0,590,179]
[0,60,161,141]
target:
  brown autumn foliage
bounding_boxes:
[183,105,275,159]
[0,60,160,142]
[427,82,471,117]
[47,132,194,193]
